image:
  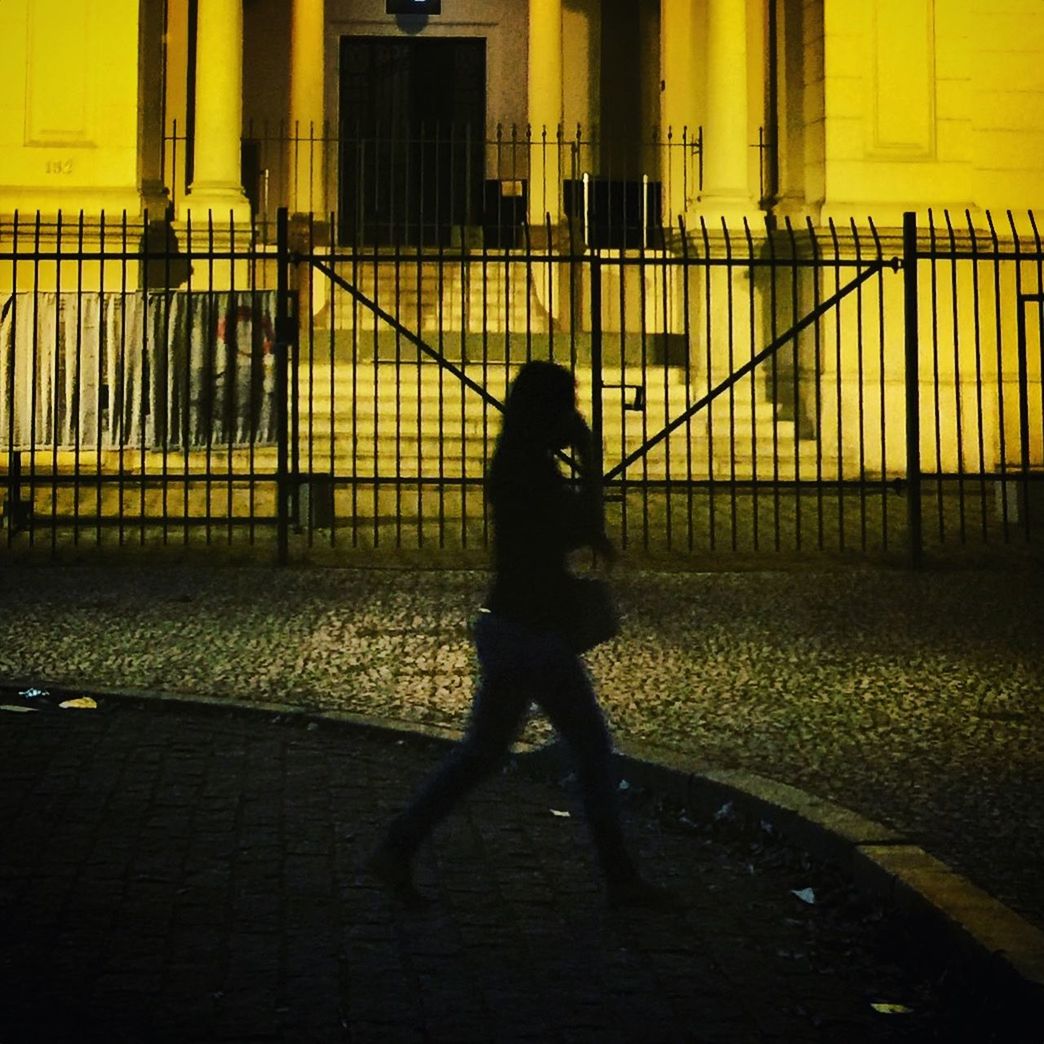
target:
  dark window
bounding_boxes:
[339,36,486,246]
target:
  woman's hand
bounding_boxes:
[570,413,602,476]
[570,411,594,455]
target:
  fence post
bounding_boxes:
[903,211,923,568]
[275,207,291,565]
[589,254,604,487]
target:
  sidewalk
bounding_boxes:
[1,562,1043,1036]
[0,694,1032,1042]
[1,562,1041,933]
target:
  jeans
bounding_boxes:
[383,610,636,886]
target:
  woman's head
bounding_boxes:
[501,361,578,449]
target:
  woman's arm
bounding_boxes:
[566,413,617,566]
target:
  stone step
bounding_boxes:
[330,260,546,334]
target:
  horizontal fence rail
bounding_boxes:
[1,201,1041,565]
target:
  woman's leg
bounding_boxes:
[376,618,532,863]
[533,643,639,889]
[535,641,682,907]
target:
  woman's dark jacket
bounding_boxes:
[483,437,602,635]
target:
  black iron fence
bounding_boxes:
[1,204,1041,565]
[167,121,705,249]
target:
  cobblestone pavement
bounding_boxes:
[0,561,1041,944]
[0,698,1030,1042]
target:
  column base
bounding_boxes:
[181,186,253,230]
[694,197,767,230]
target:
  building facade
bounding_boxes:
[2,0,1042,228]
[1,1,1042,559]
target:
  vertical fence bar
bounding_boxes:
[203,212,215,547]
[743,219,758,553]
[226,213,235,547]
[1016,294,1031,538]
[701,216,716,551]
[723,220,738,551]
[927,211,943,544]
[51,212,62,555]
[247,216,258,547]
[903,211,923,567]
[480,162,491,551]
[638,222,651,551]
[944,211,966,543]
[350,183,360,550]
[828,219,843,552]
[181,213,192,547]
[5,216,17,549]
[327,208,337,550]
[808,217,824,550]
[141,212,151,548]
[786,218,803,551]
[290,222,301,545]
[370,140,379,550]
[764,220,781,551]
[590,255,605,508]
[966,211,988,543]
[1032,212,1044,539]
[852,219,867,551]
[679,218,695,553]
[986,212,1010,537]
[460,123,471,550]
[119,210,130,548]
[397,129,408,551]
[868,218,889,550]
[1009,211,1031,541]
[659,224,672,551]
[97,212,106,547]
[29,211,41,549]
[276,207,291,564]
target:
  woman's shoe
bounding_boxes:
[362,843,432,908]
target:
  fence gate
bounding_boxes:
[285,211,912,564]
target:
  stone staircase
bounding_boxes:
[329,259,549,337]
[293,362,822,484]
[0,358,822,534]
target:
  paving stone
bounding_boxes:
[0,675,1039,1039]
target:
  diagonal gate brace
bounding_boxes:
[304,256,586,474]
[603,261,890,482]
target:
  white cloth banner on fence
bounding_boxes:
[1,291,277,450]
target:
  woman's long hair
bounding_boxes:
[487,361,576,505]
[496,360,576,451]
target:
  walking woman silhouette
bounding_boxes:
[366,360,677,909]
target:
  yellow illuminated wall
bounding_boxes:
[0,0,143,218]
[1,0,1041,223]
[813,0,1043,222]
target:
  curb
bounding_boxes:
[4,677,1043,1016]
[594,736,1044,1015]
[0,675,533,753]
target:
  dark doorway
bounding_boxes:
[339,36,486,246]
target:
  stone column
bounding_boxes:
[184,0,251,225]
[290,0,325,217]
[660,0,699,228]
[138,0,168,217]
[528,0,563,227]
[700,0,756,219]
